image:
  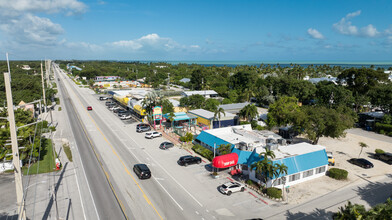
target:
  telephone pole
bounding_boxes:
[41,63,47,113]
[4,71,26,220]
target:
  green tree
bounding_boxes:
[337,68,389,111]
[213,107,226,128]
[368,84,392,114]
[315,81,354,108]
[218,144,232,155]
[159,99,174,114]
[204,99,220,112]
[251,148,277,187]
[334,201,367,219]
[299,106,355,144]
[267,96,300,127]
[187,95,205,109]
[358,142,368,158]
[190,69,206,90]
[272,163,288,186]
[239,104,258,122]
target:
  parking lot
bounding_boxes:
[96,95,140,124]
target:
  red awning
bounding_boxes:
[212,153,238,168]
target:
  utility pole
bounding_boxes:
[4,72,26,220]
[41,63,47,113]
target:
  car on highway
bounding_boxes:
[348,158,374,169]
[159,142,174,150]
[136,123,151,133]
[119,114,132,120]
[87,106,93,111]
[177,155,201,166]
[219,181,245,196]
[145,131,162,139]
[99,96,109,100]
[133,164,151,179]
[374,152,392,165]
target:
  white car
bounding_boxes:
[120,114,132,120]
[145,131,162,139]
[219,181,245,196]
[109,106,120,111]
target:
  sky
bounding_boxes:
[0,0,391,62]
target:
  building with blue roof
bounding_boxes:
[195,125,328,188]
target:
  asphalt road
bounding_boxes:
[54,65,130,220]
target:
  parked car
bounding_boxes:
[159,142,174,150]
[87,106,93,111]
[145,131,162,139]
[117,110,128,116]
[99,96,108,100]
[374,152,392,165]
[133,164,151,179]
[120,114,132,120]
[177,155,201,166]
[327,151,335,166]
[219,181,245,196]
[105,101,115,106]
[109,106,120,111]
[136,123,151,133]
[348,158,374,169]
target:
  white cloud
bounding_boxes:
[0,14,64,45]
[361,24,379,37]
[307,28,325,39]
[190,45,200,49]
[333,11,360,36]
[0,0,87,16]
[111,33,180,51]
[333,10,381,38]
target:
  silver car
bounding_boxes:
[219,181,245,196]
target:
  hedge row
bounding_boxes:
[328,168,348,180]
[266,187,282,199]
[375,123,392,136]
[192,144,213,161]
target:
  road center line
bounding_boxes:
[153,177,184,211]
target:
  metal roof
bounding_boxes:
[219,102,250,111]
[163,112,197,121]
[182,90,218,96]
[195,131,233,149]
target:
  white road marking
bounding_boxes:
[153,177,183,211]
[232,199,252,206]
[195,211,199,215]
[154,177,165,181]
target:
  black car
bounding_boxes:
[133,164,151,179]
[374,153,392,165]
[177,155,202,166]
[348,158,374,169]
[159,142,174,150]
[136,123,151,133]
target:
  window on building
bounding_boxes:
[289,173,300,182]
[255,172,264,182]
[315,166,326,174]
[273,178,283,186]
[303,170,314,178]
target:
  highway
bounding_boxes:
[54,65,131,219]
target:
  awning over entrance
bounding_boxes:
[212,153,238,168]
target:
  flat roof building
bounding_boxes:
[181,90,219,98]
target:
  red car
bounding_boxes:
[87,106,93,111]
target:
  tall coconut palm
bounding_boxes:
[259,148,276,161]
[251,159,275,185]
[239,104,258,122]
[272,163,288,186]
[214,107,226,128]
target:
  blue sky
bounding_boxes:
[0,0,391,62]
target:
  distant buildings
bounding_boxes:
[181,90,219,98]
[188,109,238,129]
[21,65,31,70]
[95,76,121,81]
[179,78,191,83]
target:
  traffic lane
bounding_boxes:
[62,73,184,219]
[56,68,130,220]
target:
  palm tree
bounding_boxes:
[358,142,369,158]
[272,163,288,186]
[168,112,176,129]
[239,104,258,122]
[214,107,226,128]
[259,148,276,161]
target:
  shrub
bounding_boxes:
[58,107,62,111]
[191,144,213,161]
[266,187,282,199]
[375,123,392,135]
[328,168,348,180]
[375,149,385,154]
